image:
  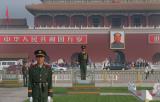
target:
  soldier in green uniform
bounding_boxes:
[78,45,89,80]
[22,61,28,87]
[28,50,53,102]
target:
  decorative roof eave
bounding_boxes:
[26,3,160,15]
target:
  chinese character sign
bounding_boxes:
[0,35,87,44]
[149,34,160,44]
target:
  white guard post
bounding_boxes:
[128,81,136,93]
[152,83,160,96]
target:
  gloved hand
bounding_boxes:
[29,97,33,102]
[48,96,53,102]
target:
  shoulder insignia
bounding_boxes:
[44,64,51,69]
[29,64,37,69]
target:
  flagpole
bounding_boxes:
[6,5,9,29]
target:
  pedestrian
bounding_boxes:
[22,61,28,87]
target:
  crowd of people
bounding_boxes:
[101,57,160,70]
[4,56,160,87]
[130,58,150,69]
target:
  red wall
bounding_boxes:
[0,34,159,62]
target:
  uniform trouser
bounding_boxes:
[80,63,87,80]
[23,75,28,86]
[32,83,48,102]
[33,97,47,102]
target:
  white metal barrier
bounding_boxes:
[50,70,160,87]
[0,70,160,86]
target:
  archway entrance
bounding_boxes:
[152,52,160,63]
[114,50,126,64]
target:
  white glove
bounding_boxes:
[29,97,33,102]
[48,96,52,102]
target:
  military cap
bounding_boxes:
[81,45,86,49]
[34,50,47,57]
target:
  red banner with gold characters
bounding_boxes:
[149,34,160,44]
[0,35,87,44]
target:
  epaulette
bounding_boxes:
[44,64,51,69]
[29,64,37,69]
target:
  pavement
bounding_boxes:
[0,87,27,102]
[100,93,132,96]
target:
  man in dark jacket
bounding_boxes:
[78,45,89,80]
[22,61,28,87]
[28,50,52,102]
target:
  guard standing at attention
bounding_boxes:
[78,45,89,80]
[28,50,53,102]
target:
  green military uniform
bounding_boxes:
[28,50,52,102]
[78,45,88,80]
[28,64,52,102]
[22,64,28,87]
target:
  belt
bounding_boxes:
[32,82,48,89]
[33,82,47,83]
[32,82,48,86]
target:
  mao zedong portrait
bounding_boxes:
[111,32,125,49]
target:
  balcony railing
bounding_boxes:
[42,0,160,3]
[0,25,160,35]
[1,24,160,30]
[33,26,111,30]
[32,25,160,30]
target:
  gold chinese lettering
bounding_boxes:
[13,36,20,42]
[31,36,37,43]
[22,36,29,43]
[58,36,64,43]
[49,36,56,43]
[3,36,10,43]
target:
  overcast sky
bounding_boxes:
[0,0,41,26]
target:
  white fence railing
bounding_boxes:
[52,70,160,83]
[0,70,160,86]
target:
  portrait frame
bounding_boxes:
[110,31,125,49]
